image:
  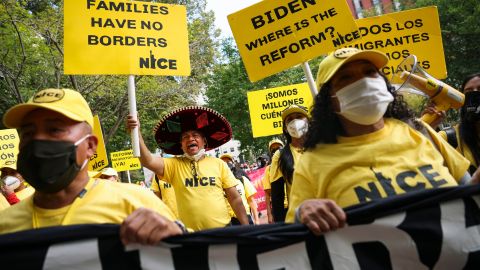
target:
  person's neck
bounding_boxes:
[340,117,385,137]
[291,137,304,148]
[33,171,90,209]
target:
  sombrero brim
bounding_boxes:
[153,106,232,155]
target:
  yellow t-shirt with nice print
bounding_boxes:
[151,176,179,219]
[286,119,469,222]
[163,156,237,231]
[0,179,176,234]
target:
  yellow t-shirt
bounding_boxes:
[0,178,176,234]
[262,165,271,190]
[151,176,179,218]
[269,145,302,205]
[0,195,10,211]
[439,124,478,168]
[16,186,35,200]
[227,176,257,217]
[162,156,238,230]
[286,118,470,222]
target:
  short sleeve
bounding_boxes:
[262,166,271,190]
[269,150,283,182]
[243,177,257,198]
[162,157,176,184]
[285,156,317,223]
[423,121,470,181]
[150,175,160,192]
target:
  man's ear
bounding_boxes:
[203,137,208,148]
[86,135,98,158]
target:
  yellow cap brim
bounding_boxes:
[316,50,388,90]
[3,103,92,128]
[281,107,309,123]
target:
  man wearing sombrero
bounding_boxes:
[127,106,249,231]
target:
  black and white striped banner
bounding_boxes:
[1,186,480,269]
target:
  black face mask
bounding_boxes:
[463,91,480,122]
[17,136,89,193]
[227,162,235,171]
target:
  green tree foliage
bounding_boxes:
[397,0,480,126]
[205,38,321,160]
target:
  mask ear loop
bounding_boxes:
[74,134,92,146]
[74,134,92,170]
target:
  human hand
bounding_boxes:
[120,207,182,246]
[126,114,140,131]
[422,102,446,129]
[299,199,346,235]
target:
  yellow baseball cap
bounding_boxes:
[281,104,309,123]
[268,138,284,150]
[94,167,118,178]
[3,88,94,128]
[219,153,234,161]
[316,48,388,90]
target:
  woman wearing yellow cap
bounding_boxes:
[269,105,309,222]
[286,48,471,235]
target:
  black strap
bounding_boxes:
[443,126,458,149]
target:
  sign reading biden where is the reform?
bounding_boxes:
[228,0,359,82]
[64,0,190,76]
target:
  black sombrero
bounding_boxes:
[153,106,233,155]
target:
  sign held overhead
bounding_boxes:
[228,0,359,82]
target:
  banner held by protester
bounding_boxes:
[1,186,479,269]
[0,129,19,168]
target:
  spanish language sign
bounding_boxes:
[111,149,141,172]
[247,83,313,137]
[350,6,446,79]
[64,0,190,76]
[88,115,108,171]
[228,0,359,82]
[0,129,19,169]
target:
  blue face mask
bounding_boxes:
[17,135,90,193]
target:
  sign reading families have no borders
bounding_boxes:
[64,0,190,76]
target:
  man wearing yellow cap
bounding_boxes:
[0,88,184,244]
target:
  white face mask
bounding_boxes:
[184,148,206,162]
[287,118,308,138]
[333,76,394,125]
[2,175,21,190]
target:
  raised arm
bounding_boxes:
[126,115,166,178]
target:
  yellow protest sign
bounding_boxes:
[247,83,313,137]
[228,0,359,82]
[0,129,19,169]
[88,115,108,171]
[350,6,446,79]
[111,150,141,172]
[64,0,190,76]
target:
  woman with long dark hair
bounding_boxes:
[269,105,309,222]
[285,48,470,235]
